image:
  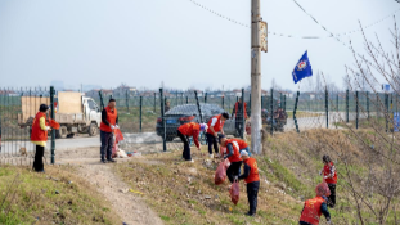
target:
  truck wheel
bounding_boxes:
[59,126,68,139]
[89,123,98,136]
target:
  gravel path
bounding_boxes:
[75,164,164,225]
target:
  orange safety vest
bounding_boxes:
[243,157,260,183]
[224,139,243,163]
[206,115,225,135]
[299,197,325,225]
[178,122,200,136]
[100,107,118,132]
[31,112,49,142]
[323,162,337,184]
[234,102,247,119]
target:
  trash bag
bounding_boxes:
[215,162,226,185]
[112,128,124,156]
[230,180,240,205]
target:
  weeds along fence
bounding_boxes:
[0,86,399,165]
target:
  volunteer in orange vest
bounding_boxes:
[220,137,244,184]
[319,155,337,208]
[232,98,247,136]
[100,99,118,163]
[31,104,52,172]
[176,122,207,162]
[206,112,229,158]
[299,183,332,225]
[237,150,260,217]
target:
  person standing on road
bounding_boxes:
[299,183,333,225]
[320,155,337,208]
[100,99,118,163]
[237,150,260,217]
[31,104,52,172]
[206,113,229,158]
[232,98,247,136]
[176,122,207,162]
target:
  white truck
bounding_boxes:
[18,92,101,139]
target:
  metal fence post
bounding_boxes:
[50,86,55,164]
[139,95,142,132]
[367,91,369,118]
[159,89,166,152]
[325,87,328,129]
[126,90,130,113]
[356,90,359,130]
[205,93,207,104]
[336,93,338,113]
[186,95,188,104]
[241,88,245,139]
[154,93,156,113]
[175,91,178,106]
[294,90,300,133]
[386,93,389,132]
[279,93,283,109]
[270,89,274,135]
[346,90,349,123]
[181,93,184,105]
[284,95,287,111]
[222,95,225,110]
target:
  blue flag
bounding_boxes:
[292,51,313,84]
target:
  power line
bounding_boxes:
[188,0,400,39]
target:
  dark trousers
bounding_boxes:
[177,130,191,161]
[235,118,244,135]
[247,180,260,214]
[33,145,45,172]
[100,130,113,161]
[206,133,218,154]
[227,161,243,183]
[328,184,337,207]
[299,221,312,225]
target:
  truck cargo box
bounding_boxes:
[58,92,82,114]
[19,96,50,123]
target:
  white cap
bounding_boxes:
[241,150,248,157]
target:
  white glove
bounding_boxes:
[319,171,322,176]
[111,125,115,130]
[234,176,238,180]
[45,126,51,131]
[327,220,332,225]
[324,176,328,180]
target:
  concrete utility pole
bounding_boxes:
[251,0,262,154]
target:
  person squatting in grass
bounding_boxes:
[219,136,251,184]
[31,104,52,172]
[299,183,333,225]
[100,99,118,163]
[206,112,229,158]
[237,150,260,217]
[176,122,207,162]
[320,155,337,208]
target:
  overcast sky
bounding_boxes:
[1,0,400,91]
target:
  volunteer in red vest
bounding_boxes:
[177,122,207,162]
[100,99,118,163]
[232,98,247,136]
[237,150,260,217]
[206,112,229,158]
[320,155,337,208]
[299,183,332,225]
[31,104,52,172]
[220,137,244,184]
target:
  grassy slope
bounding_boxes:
[0,166,121,225]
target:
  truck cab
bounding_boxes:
[82,96,101,136]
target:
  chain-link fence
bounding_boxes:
[1,86,399,165]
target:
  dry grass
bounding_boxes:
[0,165,122,225]
[112,149,303,225]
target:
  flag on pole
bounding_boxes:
[292,51,313,84]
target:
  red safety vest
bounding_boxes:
[234,102,247,119]
[100,107,118,132]
[178,122,200,136]
[323,162,337,184]
[31,112,49,142]
[299,197,325,225]
[224,139,243,163]
[243,157,260,183]
[206,115,225,135]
